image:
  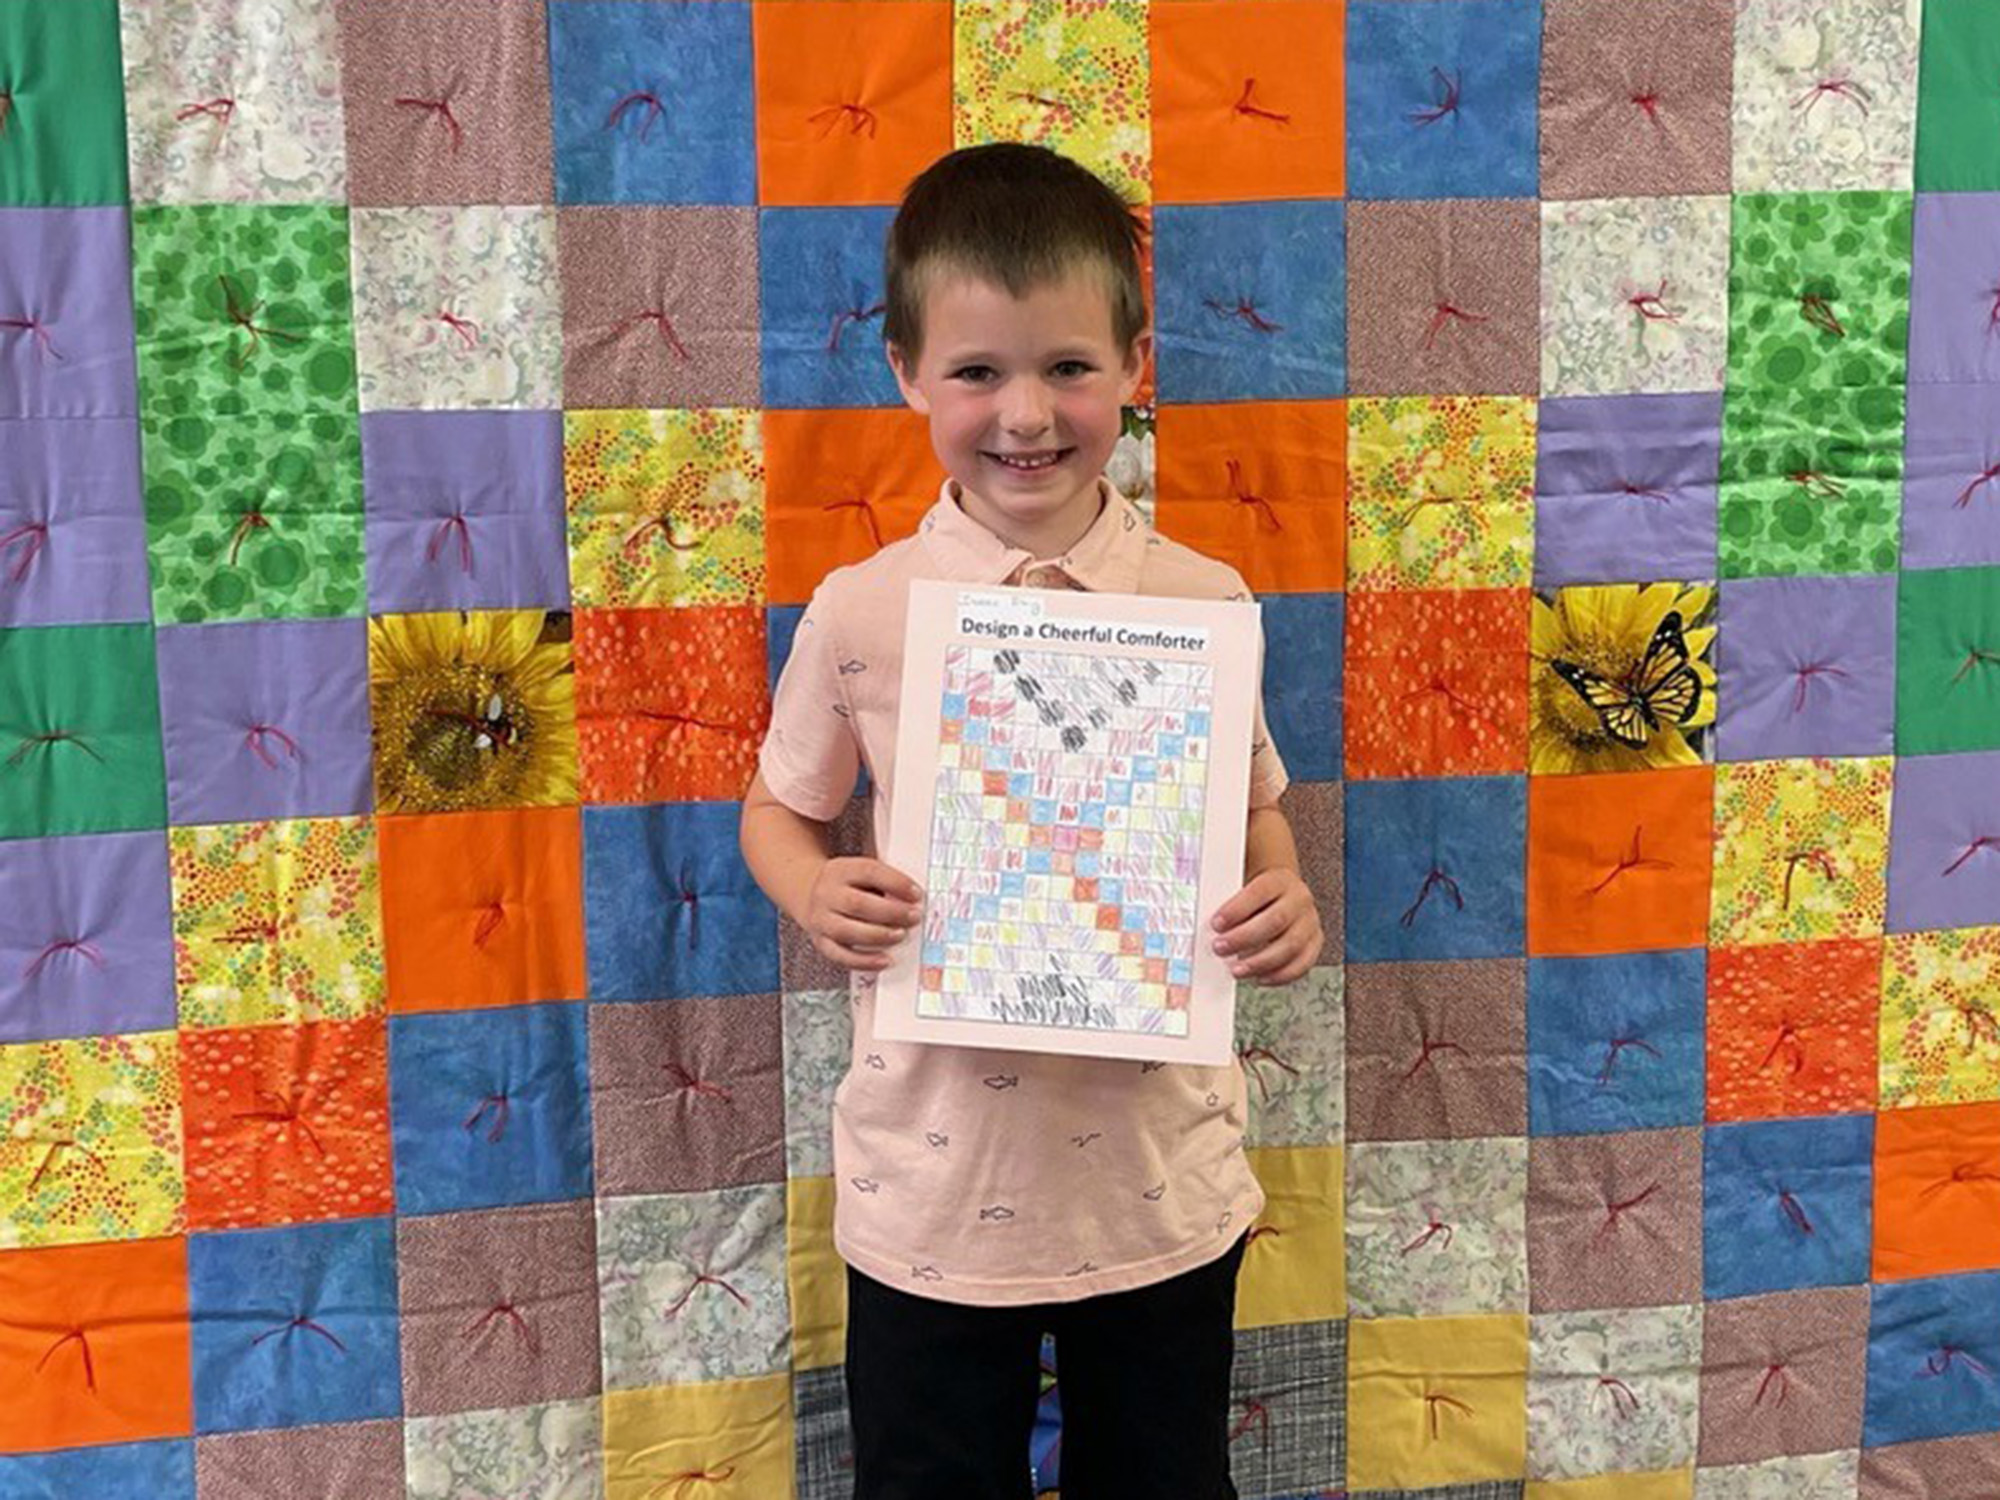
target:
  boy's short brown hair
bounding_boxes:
[882,143,1148,365]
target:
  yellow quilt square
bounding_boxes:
[603,1373,794,1500]
[1236,1144,1344,1328]
[787,1175,845,1372]
[1710,757,1893,947]
[1527,1471,1693,1500]
[1348,1312,1530,1490]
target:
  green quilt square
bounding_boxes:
[1718,384,1904,578]
[1726,192,1912,391]
[0,0,128,205]
[1916,0,2000,190]
[1897,565,2000,755]
[142,409,366,624]
[131,205,358,423]
[0,623,165,837]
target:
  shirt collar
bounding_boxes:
[916,474,1151,594]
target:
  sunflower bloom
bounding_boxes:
[369,611,577,812]
[1529,582,1716,776]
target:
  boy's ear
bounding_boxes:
[886,342,931,416]
[1118,330,1154,404]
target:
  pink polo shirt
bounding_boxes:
[758,474,1290,1306]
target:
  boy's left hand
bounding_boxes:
[1210,868,1323,986]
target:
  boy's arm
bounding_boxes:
[1211,800,1322,985]
[1243,803,1301,884]
[740,768,836,930]
[741,770,922,969]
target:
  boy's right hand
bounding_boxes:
[806,857,924,971]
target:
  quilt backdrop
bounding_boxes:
[1,0,1998,1495]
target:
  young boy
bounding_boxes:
[740,142,1323,1500]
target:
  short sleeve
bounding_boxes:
[758,583,862,822]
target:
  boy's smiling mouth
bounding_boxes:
[987,448,1072,471]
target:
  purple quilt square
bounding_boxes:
[1902,381,2000,571]
[1534,392,1722,587]
[361,411,568,613]
[1888,751,2000,933]
[0,830,175,1044]
[0,207,140,419]
[1908,193,2000,385]
[157,618,373,825]
[1716,575,1897,761]
[0,415,150,627]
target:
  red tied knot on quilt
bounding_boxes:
[1007,91,1078,132]
[1595,1181,1660,1240]
[0,90,13,138]
[24,1134,106,1194]
[623,505,702,557]
[647,1463,738,1499]
[245,722,301,771]
[1393,490,1468,533]
[1790,661,1849,715]
[1753,1361,1792,1409]
[1780,847,1837,911]
[826,300,887,353]
[464,1091,510,1143]
[1792,76,1873,119]
[1919,1345,1995,1382]
[821,493,884,549]
[1797,292,1847,339]
[436,306,481,351]
[1596,1034,1661,1088]
[233,1088,328,1157]
[1585,826,1674,898]
[662,1264,751,1319]
[250,1313,348,1355]
[1245,1222,1283,1250]
[1957,1001,2000,1053]
[1422,301,1489,351]
[1761,1019,1807,1076]
[1402,1027,1465,1080]
[1401,1205,1454,1256]
[669,859,701,952]
[1409,67,1461,127]
[1630,87,1664,128]
[1785,468,1847,501]
[1949,648,2000,688]
[1954,461,2000,510]
[427,511,475,574]
[808,100,879,139]
[1399,865,1464,929]
[1918,1161,2000,1202]
[607,88,667,143]
[393,89,465,154]
[1225,458,1283,532]
[24,937,106,981]
[175,97,236,131]
[35,1327,97,1391]
[461,1299,539,1354]
[1595,1375,1642,1420]
[8,730,104,767]
[219,273,304,367]
[663,1059,734,1103]
[473,898,508,949]
[1423,1389,1474,1440]
[0,517,48,581]
[1229,1395,1273,1451]
[1237,1042,1300,1102]
[1626,280,1681,324]
[1233,79,1290,126]
[1618,480,1673,504]
[1204,296,1285,335]
[227,504,273,566]
[1777,1188,1815,1236]
[0,313,62,361]
[1987,283,2000,337]
[615,308,693,362]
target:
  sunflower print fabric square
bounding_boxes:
[368,610,578,814]
[1346,397,1536,592]
[1529,583,1717,777]
[0,1031,184,1249]
[1709,756,1895,947]
[1879,926,2000,1110]
[168,817,386,1031]
[954,0,1150,205]
[563,408,765,610]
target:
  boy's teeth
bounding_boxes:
[995,452,1060,469]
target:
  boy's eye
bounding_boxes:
[1052,360,1093,377]
[952,365,996,383]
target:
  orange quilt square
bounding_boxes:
[1150,1,1345,203]
[575,606,772,803]
[753,1,954,206]
[179,1018,393,1232]
[1706,939,1881,1123]
[379,807,587,1014]
[0,1237,191,1454]
[763,408,941,606]
[1874,1102,2000,1282]
[1527,765,1714,956]
[1154,400,1346,593]
[1344,588,1530,779]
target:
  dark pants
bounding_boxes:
[844,1234,1247,1500]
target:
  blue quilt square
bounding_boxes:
[548,1,757,205]
[1528,950,1705,1137]
[1346,0,1542,200]
[0,1440,193,1499]
[387,1001,594,1215]
[188,1218,402,1434]
[1865,1271,2000,1447]
[1344,776,1525,962]
[585,801,780,999]
[1153,201,1346,403]
[759,207,900,408]
[1260,592,1342,783]
[1704,1114,1874,1300]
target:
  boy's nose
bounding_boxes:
[1001,381,1053,435]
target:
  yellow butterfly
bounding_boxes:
[1550,610,1703,749]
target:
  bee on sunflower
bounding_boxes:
[1529,583,1717,775]
[369,611,577,812]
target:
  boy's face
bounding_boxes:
[888,265,1150,553]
